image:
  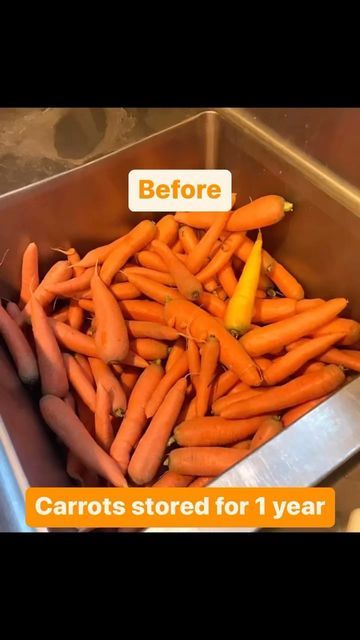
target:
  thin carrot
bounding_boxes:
[212,387,264,415]
[123,266,175,286]
[233,440,252,450]
[63,353,96,413]
[74,354,94,384]
[119,300,165,323]
[187,338,201,392]
[250,417,283,450]
[68,302,84,331]
[319,348,360,371]
[110,282,141,300]
[227,196,293,232]
[179,225,198,253]
[241,298,348,357]
[151,240,203,301]
[311,318,360,346]
[150,214,179,248]
[121,350,148,368]
[0,303,39,385]
[72,236,126,268]
[252,298,297,324]
[152,471,193,487]
[168,446,249,477]
[126,321,178,341]
[170,239,183,253]
[211,369,239,402]
[94,382,114,452]
[186,213,231,274]
[49,319,98,357]
[88,357,127,416]
[267,262,304,300]
[19,242,39,308]
[196,233,244,283]
[110,362,164,473]
[91,269,129,364]
[221,365,345,419]
[40,395,127,486]
[124,273,183,304]
[199,292,226,318]
[136,250,168,272]
[128,377,187,485]
[100,220,157,285]
[130,338,168,361]
[298,361,326,375]
[21,260,72,323]
[120,369,139,398]
[236,236,274,273]
[44,267,94,297]
[282,395,330,427]
[174,415,269,446]
[166,337,186,372]
[196,335,219,417]
[218,263,237,297]
[145,351,188,418]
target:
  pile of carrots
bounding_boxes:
[1,193,359,490]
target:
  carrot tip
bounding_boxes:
[284,201,294,213]
[113,408,126,418]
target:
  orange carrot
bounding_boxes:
[44,267,94,297]
[76,396,95,437]
[319,348,360,371]
[74,354,94,384]
[252,298,297,323]
[168,446,249,476]
[120,369,139,397]
[250,417,283,450]
[121,351,148,368]
[88,357,127,416]
[188,476,213,487]
[174,415,269,446]
[233,440,252,450]
[211,369,239,402]
[49,319,98,357]
[91,269,129,364]
[218,263,237,297]
[221,365,345,419]
[150,214,179,248]
[21,260,72,323]
[128,377,187,485]
[241,298,348,357]
[267,262,304,300]
[204,278,220,293]
[164,299,262,386]
[311,318,360,346]
[126,321,178,341]
[19,242,39,308]
[145,351,188,418]
[123,266,175,286]
[179,225,198,253]
[78,299,95,312]
[196,335,219,417]
[255,357,272,373]
[68,302,84,331]
[213,388,264,415]
[136,250,168,272]
[166,337,186,372]
[296,298,324,312]
[110,363,164,473]
[187,338,201,392]
[0,303,39,385]
[107,282,141,301]
[151,240,203,301]
[130,338,168,361]
[40,395,127,486]
[298,361,326,375]
[100,220,157,285]
[227,196,292,232]
[236,236,274,273]
[95,382,114,452]
[74,236,126,269]
[152,471,193,487]
[124,273,183,304]
[199,292,226,318]
[186,213,231,274]
[282,395,330,427]
[119,299,165,323]
[196,233,244,283]
[63,353,96,412]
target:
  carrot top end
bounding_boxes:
[284,201,294,213]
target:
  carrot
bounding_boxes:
[188,476,213,487]
[228,381,249,396]
[128,377,187,485]
[151,240,203,301]
[6,301,23,324]
[267,262,304,300]
[44,267,94,297]
[121,350,148,368]
[174,415,269,446]
[152,471,193,487]
[255,357,272,373]
[123,266,175,286]
[74,354,94,384]
[187,338,201,392]
[319,348,360,371]
[299,361,326,375]
[94,382,114,452]
[196,335,219,417]
[213,388,264,416]
[221,364,345,419]
[110,362,164,472]
[296,298,324,312]
[78,299,95,312]
[311,318,360,346]
[236,236,274,273]
[186,213,231,274]
[63,353,96,412]
[214,287,227,301]
[126,321,178,341]
[218,263,237,297]
[211,369,239,402]
[120,369,139,397]
[136,250,168,272]
[203,278,219,293]
[250,417,283,450]
[233,440,252,450]
[88,357,127,416]
[49,319,98,357]
[225,231,262,336]
[21,260,72,323]
[263,333,345,385]
[100,220,157,285]
[228,196,293,232]
[107,282,141,301]
[91,269,129,364]
[40,395,127,486]
[68,302,84,331]
[0,304,39,385]
[124,273,183,304]
[196,233,244,283]
[164,299,262,386]
[64,248,84,278]
[130,338,168,361]
[252,298,297,324]
[282,395,330,427]
[73,236,126,268]
[166,337,186,372]
[182,396,197,421]
[179,225,198,253]
[19,242,39,308]
[145,351,188,418]
[241,298,348,357]
[167,446,249,477]
[76,395,95,437]
[119,300,164,323]
[150,214,179,248]
[199,292,226,318]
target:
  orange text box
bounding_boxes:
[26,487,335,529]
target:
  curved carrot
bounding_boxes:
[221,365,345,419]
[0,304,39,385]
[88,357,127,416]
[124,273,183,304]
[211,369,239,402]
[151,240,203,301]
[241,298,348,357]
[319,348,360,371]
[91,269,129,364]
[44,267,94,297]
[145,351,188,418]
[68,302,84,331]
[252,298,297,324]
[63,353,96,412]
[130,338,168,361]
[227,196,292,232]
[218,263,237,297]
[199,292,226,318]
[100,220,157,285]
[118,299,164,323]
[168,446,249,477]
[196,233,244,283]
[110,363,164,473]
[19,242,39,308]
[267,262,304,300]
[74,354,94,384]
[282,395,330,427]
[95,383,114,452]
[174,415,268,446]
[21,260,72,323]
[196,335,219,417]
[128,377,187,485]
[187,338,201,392]
[49,319,98,357]
[311,318,360,346]
[250,417,283,450]
[123,266,175,286]
[40,395,127,486]
[166,337,186,372]
[179,225,198,253]
[164,299,262,386]
[74,236,126,268]
[126,321,178,341]
[136,250,168,272]
[186,213,231,274]
[120,369,139,397]
[149,214,179,248]
[152,471,193,487]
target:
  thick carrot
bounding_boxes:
[6,301,23,324]
[63,353,96,412]
[196,233,244,283]
[151,240,203,301]
[188,476,213,487]
[196,335,219,417]
[44,267,94,297]
[121,351,148,368]
[91,269,129,364]
[164,299,262,386]
[0,304,39,384]
[168,446,249,476]
[241,298,348,357]
[124,273,183,304]
[40,395,127,486]
[319,348,360,371]
[250,417,283,450]
[136,250,168,272]
[174,415,268,446]
[299,361,326,375]
[179,225,198,253]
[282,395,330,427]
[128,377,187,485]
[126,321,178,341]
[49,319,98,357]
[252,298,297,324]
[213,388,264,415]
[100,220,157,285]
[74,353,94,384]
[31,294,68,397]
[68,302,84,331]
[119,300,164,323]
[221,365,345,418]
[311,318,360,346]
[166,337,186,372]
[211,369,239,402]
[95,382,114,452]
[120,369,139,397]
[199,292,226,318]
[110,363,164,472]
[218,263,237,297]
[187,338,201,392]
[105,282,140,301]
[263,333,345,385]
[152,471,193,487]
[227,196,293,232]
[145,351,188,418]
[186,213,231,274]
[123,266,175,286]
[150,214,179,248]
[267,262,304,300]
[21,260,72,323]
[130,338,168,361]
[19,242,39,308]
[296,298,324,312]
[88,357,127,416]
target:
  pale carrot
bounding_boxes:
[19,242,39,308]
[123,266,175,286]
[174,415,268,446]
[168,446,249,476]
[100,220,157,285]
[63,353,96,412]
[44,267,94,297]
[21,260,72,323]
[68,302,84,331]
[74,354,94,384]
[88,357,127,416]
[151,240,203,301]
[72,236,126,268]
[6,301,23,324]
[95,383,114,452]
[145,351,188,418]
[91,269,129,364]
[0,303,39,385]
[196,335,219,417]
